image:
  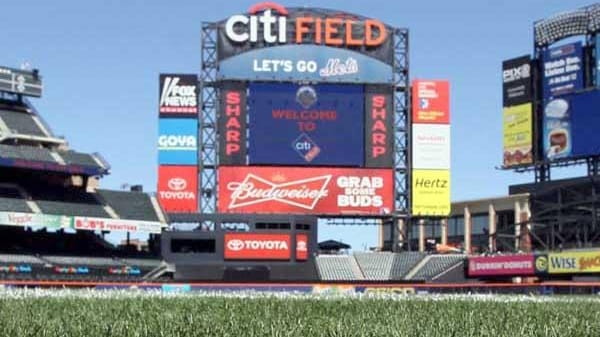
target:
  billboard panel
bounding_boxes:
[224,233,291,260]
[217,5,394,65]
[218,45,393,83]
[157,165,198,213]
[0,211,70,229]
[547,251,600,274]
[158,74,198,116]
[158,118,198,165]
[542,42,583,100]
[73,217,162,234]
[248,83,364,166]
[468,255,535,277]
[502,55,532,106]
[543,90,600,161]
[412,169,450,216]
[412,124,450,170]
[365,86,394,168]
[596,35,600,87]
[218,166,393,215]
[218,82,247,165]
[412,80,450,124]
[0,66,43,97]
[503,103,533,167]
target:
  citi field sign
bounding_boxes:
[218,2,394,83]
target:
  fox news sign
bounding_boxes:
[158,74,198,116]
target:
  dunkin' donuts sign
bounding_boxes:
[218,166,393,215]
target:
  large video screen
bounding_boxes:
[248,83,365,166]
[543,89,600,161]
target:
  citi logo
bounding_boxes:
[168,177,187,191]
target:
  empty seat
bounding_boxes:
[410,255,466,281]
[390,252,425,280]
[0,109,47,137]
[0,254,44,265]
[354,252,395,280]
[0,144,56,163]
[0,185,31,212]
[59,151,102,168]
[44,256,124,267]
[316,255,358,281]
[98,190,159,221]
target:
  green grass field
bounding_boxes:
[0,290,599,337]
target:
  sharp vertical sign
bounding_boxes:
[159,74,198,116]
[542,42,583,100]
[365,85,394,168]
[218,82,247,165]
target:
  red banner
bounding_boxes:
[224,233,291,260]
[218,166,393,215]
[468,255,535,277]
[412,80,450,124]
[296,234,308,261]
[157,165,198,212]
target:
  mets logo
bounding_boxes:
[296,85,317,108]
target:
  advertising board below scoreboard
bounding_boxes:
[248,83,364,166]
[218,166,393,215]
[542,251,600,274]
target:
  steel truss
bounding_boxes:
[199,22,218,214]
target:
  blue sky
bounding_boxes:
[1,0,594,250]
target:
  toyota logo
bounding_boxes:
[227,239,244,251]
[168,177,187,191]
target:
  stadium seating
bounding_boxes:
[25,186,109,218]
[408,255,466,281]
[316,255,362,281]
[0,185,31,212]
[120,258,162,268]
[0,254,45,265]
[390,252,425,280]
[97,190,159,221]
[354,252,396,280]
[43,256,124,267]
[0,108,47,137]
[59,150,103,168]
[0,144,56,163]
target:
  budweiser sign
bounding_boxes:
[218,166,393,215]
[224,233,291,260]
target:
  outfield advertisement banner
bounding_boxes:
[0,212,71,229]
[157,165,198,213]
[73,217,163,234]
[411,169,450,216]
[218,166,393,215]
[158,118,198,165]
[158,74,198,116]
[468,255,535,277]
[502,55,532,107]
[412,124,451,170]
[364,85,394,168]
[545,251,600,274]
[542,42,583,100]
[218,82,247,166]
[411,80,450,124]
[224,233,291,260]
[503,103,533,167]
